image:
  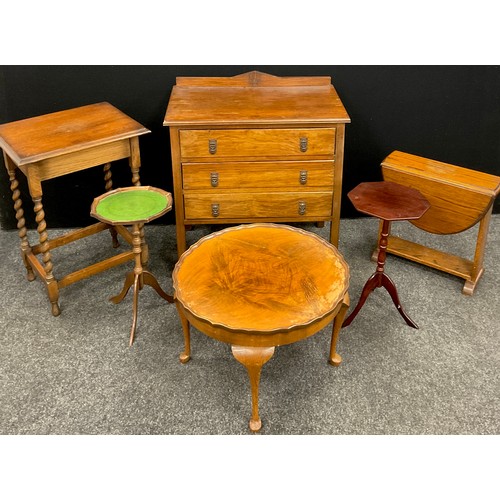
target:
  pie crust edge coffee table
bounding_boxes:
[172,223,350,432]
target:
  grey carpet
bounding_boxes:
[1,216,499,436]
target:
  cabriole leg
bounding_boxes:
[175,302,191,363]
[231,345,275,432]
[329,293,350,366]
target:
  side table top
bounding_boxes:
[348,181,430,221]
[0,102,150,166]
[173,223,349,333]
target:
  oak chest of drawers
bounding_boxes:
[163,71,350,257]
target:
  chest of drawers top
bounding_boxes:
[163,71,350,127]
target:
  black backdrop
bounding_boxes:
[1,65,499,230]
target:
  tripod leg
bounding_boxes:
[142,270,174,303]
[129,274,140,346]
[342,272,380,327]
[380,273,418,329]
[110,270,135,304]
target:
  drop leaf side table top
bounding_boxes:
[163,70,350,257]
[0,102,150,316]
[172,223,350,432]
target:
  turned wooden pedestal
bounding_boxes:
[172,223,350,432]
[343,181,430,329]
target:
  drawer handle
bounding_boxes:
[299,170,308,185]
[208,139,217,154]
[298,201,306,216]
[211,203,220,217]
[299,137,308,153]
[210,172,219,187]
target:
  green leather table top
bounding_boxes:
[95,189,169,223]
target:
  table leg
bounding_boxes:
[380,273,418,328]
[111,270,172,304]
[103,163,119,248]
[33,196,60,316]
[110,223,173,346]
[342,271,379,327]
[129,224,146,346]
[343,218,390,327]
[129,273,140,346]
[141,271,174,303]
[109,271,135,304]
[231,345,275,432]
[110,223,143,303]
[329,293,349,366]
[343,219,418,329]
[176,223,187,258]
[7,163,34,281]
[465,206,493,295]
[129,136,141,187]
[175,302,191,363]
[128,138,148,265]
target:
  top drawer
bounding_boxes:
[179,128,336,159]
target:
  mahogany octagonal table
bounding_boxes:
[343,181,430,329]
[172,223,350,432]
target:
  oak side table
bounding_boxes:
[172,223,350,432]
[0,102,150,316]
[164,70,350,257]
[342,181,430,329]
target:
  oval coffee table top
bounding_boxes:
[173,223,349,333]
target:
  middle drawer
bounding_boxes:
[182,161,334,190]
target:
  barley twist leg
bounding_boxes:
[103,162,119,248]
[33,196,60,316]
[8,168,34,281]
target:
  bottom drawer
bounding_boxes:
[184,192,333,219]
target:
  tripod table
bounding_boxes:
[342,181,430,329]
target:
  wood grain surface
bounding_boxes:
[173,224,349,332]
